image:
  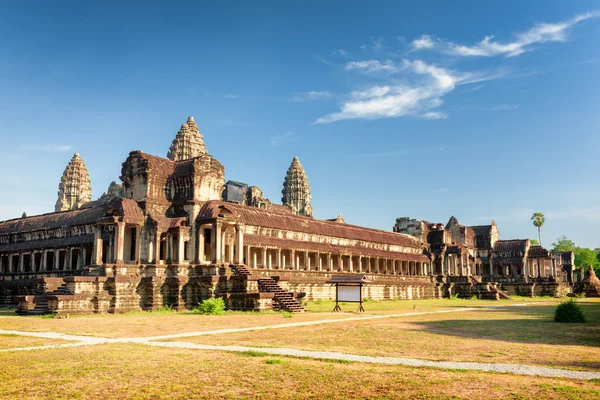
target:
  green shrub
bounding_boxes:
[193,297,226,315]
[554,299,586,323]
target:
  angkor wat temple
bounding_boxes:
[0,117,575,314]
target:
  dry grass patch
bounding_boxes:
[0,343,599,399]
[165,301,600,371]
[0,310,354,338]
[0,334,68,350]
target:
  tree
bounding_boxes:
[530,239,540,246]
[574,247,600,270]
[551,235,576,253]
[531,212,545,246]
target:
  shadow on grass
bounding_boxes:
[410,302,600,348]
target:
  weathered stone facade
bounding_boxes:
[0,116,572,314]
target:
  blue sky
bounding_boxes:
[1,1,599,248]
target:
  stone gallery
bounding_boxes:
[0,117,576,314]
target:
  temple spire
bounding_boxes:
[282,156,313,217]
[55,153,92,212]
[167,116,207,161]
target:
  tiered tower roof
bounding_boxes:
[167,116,207,161]
[282,156,313,217]
[55,153,92,212]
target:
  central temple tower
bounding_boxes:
[167,116,207,161]
[282,156,313,217]
[55,153,92,212]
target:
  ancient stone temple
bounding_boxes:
[282,156,313,217]
[167,116,207,161]
[54,153,92,212]
[0,116,574,315]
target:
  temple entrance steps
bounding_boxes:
[257,278,305,313]
[229,264,252,276]
[492,285,512,300]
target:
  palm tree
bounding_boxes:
[531,212,545,246]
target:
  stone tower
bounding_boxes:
[167,116,207,161]
[55,153,92,212]
[282,156,313,217]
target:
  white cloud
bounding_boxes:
[291,91,333,102]
[20,144,73,152]
[316,60,498,124]
[351,86,391,99]
[411,34,436,50]
[345,60,400,74]
[440,11,600,57]
[224,94,238,99]
[332,48,347,56]
[422,111,447,119]
[270,131,295,147]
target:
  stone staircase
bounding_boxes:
[492,285,512,300]
[258,277,305,312]
[19,282,73,315]
[230,264,252,276]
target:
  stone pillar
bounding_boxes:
[93,226,103,265]
[235,225,244,264]
[262,248,268,269]
[348,256,353,272]
[318,254,323,271]
[277,249,282,270]
[213,222,222,264]
[115,222,125,264]
[42,250,48,272]
[305,251,309,271]
[177,231,185,264]
[135,226,142,264]
[198,226,205,264]
[327,254,332,271]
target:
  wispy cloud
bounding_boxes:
[486,104,519,111]
[415,11,600,57]
[317,60,499,123]
[345,60,400,75]
[224,94,238,99]
[291,91,334,102]
[411,34,436,50]
[270,131,295,147]
[332,48,347,56]
[20,144,73,152]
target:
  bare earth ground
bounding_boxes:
[0,298,599,399]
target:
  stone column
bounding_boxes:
[348,256,353,272]
[327,254,332,271]
[262,248,267,269]
[198,225,205,263]
[318,254,323,271]
[93,226,103,265]
[177,231,185,265]
[135,226,142,264]
[114,222,125,264]
[235,225,244,264]
[252,249,257,269]
[212,222,222,264]
[268,251,272,270]
[305,251,309,271]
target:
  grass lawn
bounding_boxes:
[0,298,502,339]
[162,299,600,372]
[0,334,68,350]
[0,343,599,399]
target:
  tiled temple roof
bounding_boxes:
[0,198,144,236]
[244,235,429,262]
[0,235,94,253]
[528,245,551,258]
[197,201,422,249]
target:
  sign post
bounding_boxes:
[326,275,371,313]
